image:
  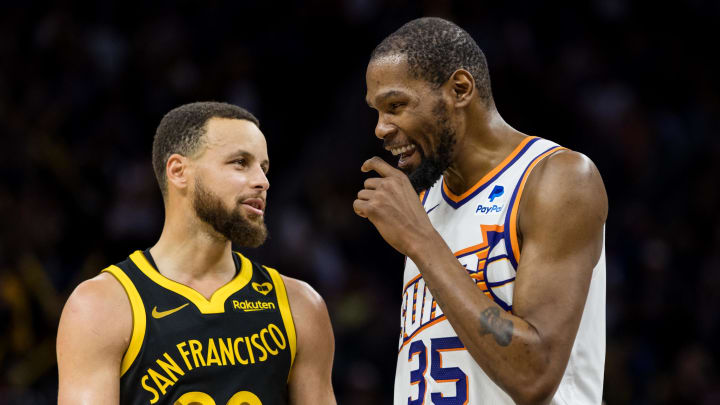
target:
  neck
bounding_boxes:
[150,204,237,283]
[443,105,527,195]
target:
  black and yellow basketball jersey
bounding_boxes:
[102,249,296,405]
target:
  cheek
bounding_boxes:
[224,171,260,200]
[205,170,246,196]
[216,165,247,184]
[411,117,441,156]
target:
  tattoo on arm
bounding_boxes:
[478,307,514,347]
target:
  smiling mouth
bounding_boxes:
[389,144,416,156]
[386,142,419,170]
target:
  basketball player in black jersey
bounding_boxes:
[57,102,336,405]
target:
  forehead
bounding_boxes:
[202,117,267,158]
[366,55,420,99]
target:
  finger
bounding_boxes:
[353,199,369,218]
[357,189,375,201]
[361,156,400,177]
[363,177,383,190]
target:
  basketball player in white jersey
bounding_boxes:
[355,18,607,405]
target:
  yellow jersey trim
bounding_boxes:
[265,266,297,377]
[102,265,146,377]
[128,250,253,314]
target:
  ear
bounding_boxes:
[448,69,475,108]
[166,154,190,194]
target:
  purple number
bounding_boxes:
[430,337,468,405]
[408,340,427,405]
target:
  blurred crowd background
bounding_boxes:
[1,1,719,404]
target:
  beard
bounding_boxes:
[192,179,268,248]
[405,100,457,193]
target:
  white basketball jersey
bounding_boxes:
[394,137,606,405]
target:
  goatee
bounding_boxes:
[192,179,268,248]
[406,101,456,193]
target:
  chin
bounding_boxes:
[400,162,421,176]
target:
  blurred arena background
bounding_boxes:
[1,1,719,404]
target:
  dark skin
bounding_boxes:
[356,55,608,405]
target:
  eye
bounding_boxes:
[389,102,406,113]
[231,159,246,167]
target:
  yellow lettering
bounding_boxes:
[268,323,286,350]
[233,337,248,365]
[176,342,193,370]
[141,375,160,404]
[233,300,241,310]
[148,367,174,395]
[260,328,278,355]
[188,339,206,368]
[219,338,235,366]
[245,336,255,363]
[206,338,222,366]
[268,302,276,309]
[251,333,268,362]
[156,353,184,382]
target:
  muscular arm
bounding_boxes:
[282,276,337,405]
[355,151,607,405]
[57,272,131,405]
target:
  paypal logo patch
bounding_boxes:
[477,185,505,215]
[488,185,504,202]
[476,204,503,214]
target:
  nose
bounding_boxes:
[375,114,397,140]
[250,165,270,191]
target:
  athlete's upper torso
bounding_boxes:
[104,249,296,405]
[394,137,606,405]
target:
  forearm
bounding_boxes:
[408,237,559,404]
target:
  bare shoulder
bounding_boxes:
[280,275,334,347]
[58,271,132,353]
[280,275,336,403]
[523,149,608,222]
[57,271,131,402]
[280,275,329,318]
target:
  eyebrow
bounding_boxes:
[366,90,406,108]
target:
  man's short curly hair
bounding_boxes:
[371,17,493,104]
[152,101,259,198]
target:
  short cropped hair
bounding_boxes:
[152,101,259,197]
[371,17,493,104]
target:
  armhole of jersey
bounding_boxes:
[102,265,146,377]
[265,266,297,378]
[508,146,568,266]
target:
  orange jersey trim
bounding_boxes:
[442,136,538,203]
[508,147,568,264]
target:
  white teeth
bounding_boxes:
[390,144,416,156]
